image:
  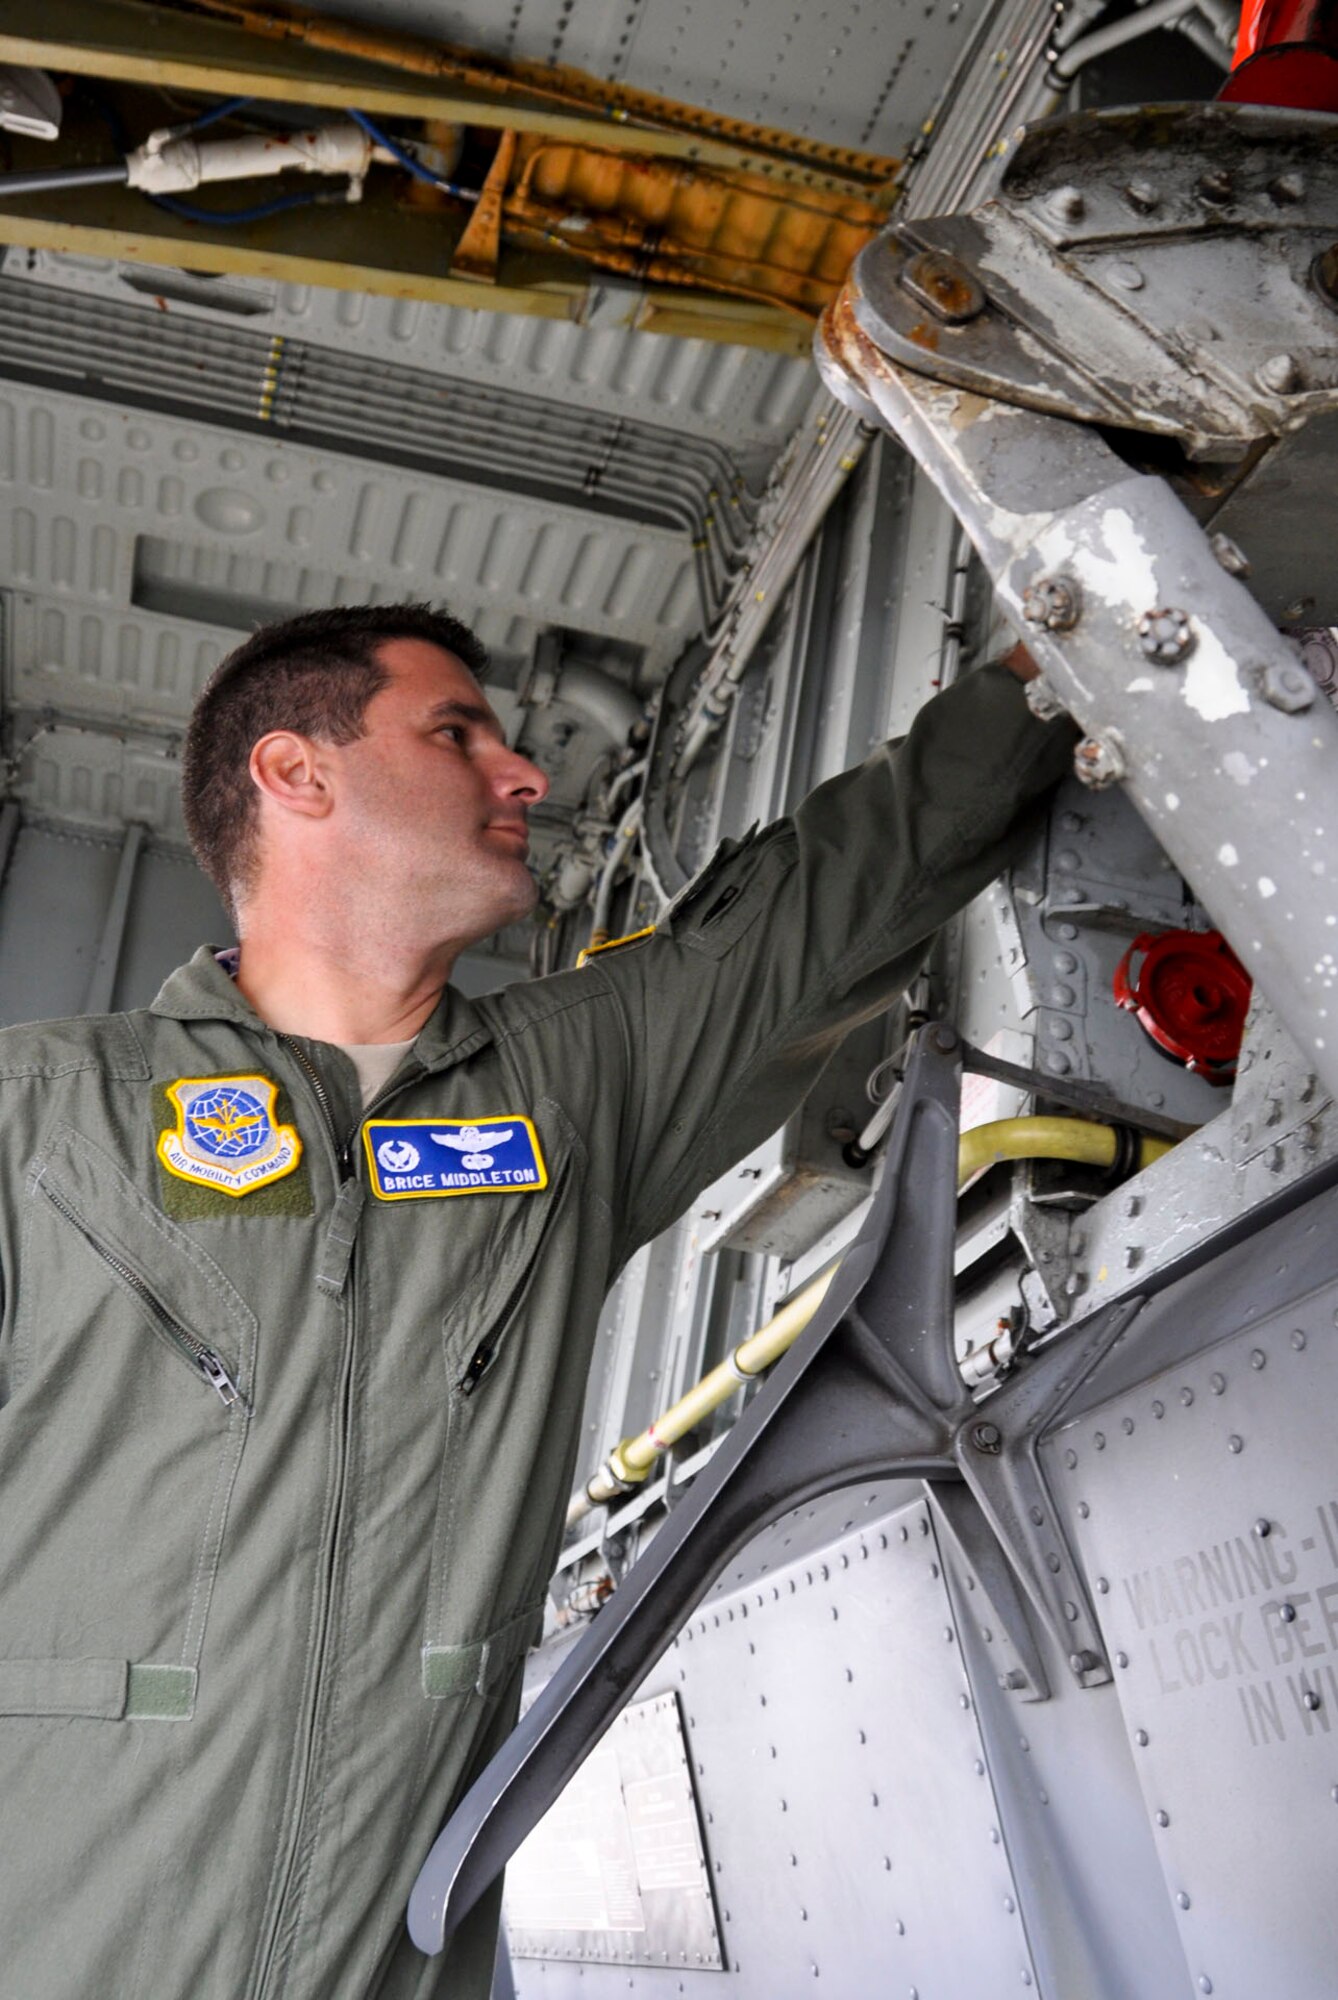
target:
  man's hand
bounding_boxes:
[1002,640,1040,682]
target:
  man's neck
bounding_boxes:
[233,913,457,1045]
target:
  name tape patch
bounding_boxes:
[365,1116,548,1201]
[159,1074,303,1198]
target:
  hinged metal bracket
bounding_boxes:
[407,1026,1134,1955]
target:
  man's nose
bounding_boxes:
[495,745,549,804]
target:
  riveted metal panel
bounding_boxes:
[291,0,983,159]
[517,1488,1039,1996]
[1039,1189,1338,2000]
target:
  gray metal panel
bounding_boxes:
[11,251,815,457]
[516,1490,1039,1996]
[0,824,227,1025]
[294,0,984,158]
[1039,1187,1338,2000]
[0,380,698,679]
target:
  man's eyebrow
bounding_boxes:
[427,697,504,737]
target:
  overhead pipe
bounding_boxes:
[566,1115,1176,1529]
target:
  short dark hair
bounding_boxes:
[181,601,489,918]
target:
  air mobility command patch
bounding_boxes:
[158,1075,304,1203]
[365,1116,547,1201]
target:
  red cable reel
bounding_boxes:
[1113,930,1253,1084]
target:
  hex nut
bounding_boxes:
[1024,675,1068,723]
[1074,729,1128,790]
[1022,573,1083,632]
[1256,660,1316,713]
[1138,607,1195,665]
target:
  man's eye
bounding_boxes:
[439,724,467,744]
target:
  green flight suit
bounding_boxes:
[0,663,1072,1999]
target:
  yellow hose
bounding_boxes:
[566,1115,1177,1528]
[957,1116,1172,1188]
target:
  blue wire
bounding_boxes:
[179,94,255,134]
[348,107,478,201]
[149,188,323,226]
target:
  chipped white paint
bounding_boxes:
[1183,623,1251,723]
[1218,843,1239,867]
[1259,878,1277,899]
[1165,792,1180,810]
[1127,676,1155,692]
[1222,750,1257,786]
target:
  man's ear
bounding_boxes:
[248,730,336,821]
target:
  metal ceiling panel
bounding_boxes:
[0,375,701,674]
[291,0,981,160]
[5,251,816,457]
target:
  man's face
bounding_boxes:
[324,637,549,945]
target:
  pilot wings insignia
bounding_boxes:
[433,1124,513,1168]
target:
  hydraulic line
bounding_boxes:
[566,1115,1176,1528]
[958,1115,1172,1186]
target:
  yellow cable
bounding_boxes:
[568,1116,1176,1524]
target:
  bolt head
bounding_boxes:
[1270,170,1305,203]
[1046,184,1085,223]
[1124,178,1159,214]
[1069,1649,1100,1675]
[1256,659,1315,713]
[971,1421,1003,1454]
[1257,352,1301,396]
[1137,606,1195,665]
[1209,531,1250,578]
[1109,259,1144,291]
[900,248,986,325]
[1313,244,1338,312]
[1195,169,1233,205]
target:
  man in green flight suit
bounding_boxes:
[0,600,1068,1999]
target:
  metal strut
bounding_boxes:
[407,1025,1142,1955]
[816,102,1338,1106]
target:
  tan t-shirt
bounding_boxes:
[339,1040,415,1109]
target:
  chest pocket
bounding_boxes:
[420,1100,585,1701]
[0,1124,256,1722]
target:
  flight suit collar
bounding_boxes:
[149,945,495,1072]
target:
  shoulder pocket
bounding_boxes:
[666,824,797,961]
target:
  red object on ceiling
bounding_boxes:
[1219,0,1338,109]
[1113,930,1253,1083]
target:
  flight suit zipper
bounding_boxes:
[39,1178,247,1410]
[254,1039,422,1999]
[253,1039,360,2000]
